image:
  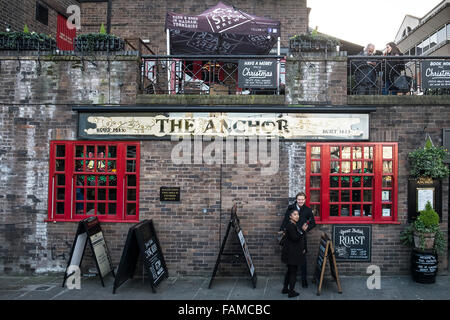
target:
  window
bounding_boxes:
[306,143,398,224]
[447,24,450,40]
[48,141,140,222]
[36,2,48,26]
[429,32,438,51]
[437,26,446,45]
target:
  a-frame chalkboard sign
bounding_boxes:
[209,204,257,289]
[112,219,168,294]
[62,216,115,288]
[314,232,342,296]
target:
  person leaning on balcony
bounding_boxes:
[354,43,379,95]
[382,42,405,95]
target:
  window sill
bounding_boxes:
[315,220,401,225]
[45,219,140,224]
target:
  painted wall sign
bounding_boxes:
[332,225,372,262]
[78,112,369,140]
[421,60,450,90]
[238,59,277,88]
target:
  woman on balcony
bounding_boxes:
[382,42,405,95]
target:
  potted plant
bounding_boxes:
[408,137,449,181]
[74,23,125,52]
[289,30,340,53]
[0,24,56,51]
[400,201,445,254]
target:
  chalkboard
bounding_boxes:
[62,216,115,288]
[421,60,450,90]
[209,204,257,289]
[314,233,342,296]
[238,59,277,88]
[332,225,372,262]
[113,220,168,294]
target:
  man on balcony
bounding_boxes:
[354,44,379,95]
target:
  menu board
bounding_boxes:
[332,225,372,262]
[209,204,257,289]
[314,233,342,296]
[113,220,168,294]
[417,188,434,211]
[62,216,114,288]
[238,59,277,88]
[421,60,450,90]
[90,231,112,278]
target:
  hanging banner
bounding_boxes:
[57,14,75,51]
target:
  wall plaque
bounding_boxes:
[160,187,180,202]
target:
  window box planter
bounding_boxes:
[0,32,56,51]
[74,34,125,52]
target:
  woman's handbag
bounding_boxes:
[393,75,412,93]
[277,231,286,246]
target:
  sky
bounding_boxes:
[307,0,443,50]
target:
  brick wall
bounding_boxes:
[80,0,309,54]
[0,55,448,277]
[0,54,139,274]
[0,0,79,36]
[285,53,348,106]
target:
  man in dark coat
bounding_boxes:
[280,191,316,288]
[353,43,379,95]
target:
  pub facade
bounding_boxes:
[0,0,448,278]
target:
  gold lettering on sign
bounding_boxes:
[84,113,368,139]
[417,177,433,185]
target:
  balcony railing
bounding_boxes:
[348,55,450,95]
[141,55,285,95]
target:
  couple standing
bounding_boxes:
[355,42,406,95]
[280,192,316,298]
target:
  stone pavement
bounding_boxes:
[0,274,449,300]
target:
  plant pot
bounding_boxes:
[411,248,437,284]
[0,34,56,51]
[413,231,435,250]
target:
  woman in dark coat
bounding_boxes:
[281,209,305,298]
[383,42,405,95]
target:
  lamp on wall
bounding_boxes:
[5,25,11,32]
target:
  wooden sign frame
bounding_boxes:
[314,232,342,296]
[209,204,257,289]
[62,216,115,288]
[113,219,168,294]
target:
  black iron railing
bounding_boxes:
[141,55,285,95]
[348,55,450,95]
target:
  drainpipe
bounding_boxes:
[106,0,112,34]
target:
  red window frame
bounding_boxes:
[306,142,398,224]
[47,141,140,222]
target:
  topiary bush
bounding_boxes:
[400,201,445,254]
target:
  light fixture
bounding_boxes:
[6,25,11,32]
